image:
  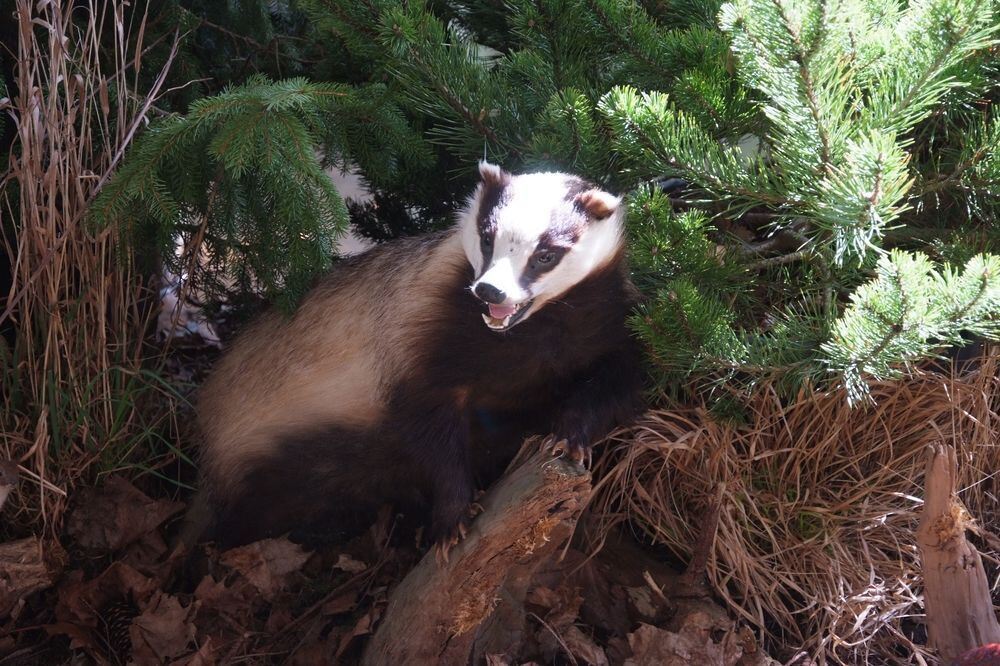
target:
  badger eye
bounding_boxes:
[481,236,493,248]
[535,251,556,264]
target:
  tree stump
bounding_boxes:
[916,444,1000,663]
[361,439,592,666]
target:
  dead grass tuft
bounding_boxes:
[1,0,182,535]
[590,356,1000,664]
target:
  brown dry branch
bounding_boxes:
[917,444,1000,663]
[361,438,592,666]
[591,356,1000,664]
[1,0,181,533]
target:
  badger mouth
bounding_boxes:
[482,300,533,331]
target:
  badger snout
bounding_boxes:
[473,282,534,331]
[473,282,506,304]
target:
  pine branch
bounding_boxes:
[767,0,832,176]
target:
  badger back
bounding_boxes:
[194,230,469,499]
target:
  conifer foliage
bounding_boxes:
[94,73,428,309]
[106,0,999,402]
[296,0,999,404]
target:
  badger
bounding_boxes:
[183,161,644,556]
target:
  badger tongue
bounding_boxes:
[488,303,518,319]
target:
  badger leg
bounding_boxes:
[389,394,476,556]
[549,344,645,465]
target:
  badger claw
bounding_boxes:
[435,535,459,566]
[549,438,592,468]
[433,520,469,566]
[431,500,478,567]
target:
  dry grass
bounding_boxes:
[0,0,183,535]
[591,355,1000,664]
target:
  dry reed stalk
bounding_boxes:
[591,356,1000,664]
[0,1,180,534]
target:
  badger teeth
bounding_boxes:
[482,313,512,329]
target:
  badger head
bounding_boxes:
[460,161,625,331]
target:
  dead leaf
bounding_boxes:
[265,606,293,633]
[55,562,157,629]
[334,553,368,574]
[219,537,310,600]
[336,606,382,659]
[129,591,197,664]
[191,574,259,631]
[66,477,183,553]
[170,636,216,665]
[0,537,65,618]
[562,625,609,666]
[526,584,582,630]
[287,625,346,666]
[625,617,756,666]
[321,591,357,617]
[50,562,158,655]
[485,654,515,666]
[625,586,660,622]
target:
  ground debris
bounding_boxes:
[0,537,65,619]
[128,590,198,664]
[218,537,311,599]
[1,472,772,665]
[65,476,184,553]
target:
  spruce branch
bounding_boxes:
[91,74,355,309]
[823,250,1000,403]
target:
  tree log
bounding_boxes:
[361,439,592,666]
[916,444,1000,663]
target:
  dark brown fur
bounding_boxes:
[203,232,644,549]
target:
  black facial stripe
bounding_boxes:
[539,226,581,247]
[520,246,568,287]
[479,229,496,270]
[477,181,510,274]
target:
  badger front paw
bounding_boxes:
[429,492,482,565]
[542,434,593,468]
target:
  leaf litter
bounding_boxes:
[1,475,773,664]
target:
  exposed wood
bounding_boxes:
[361,438,592,666]
[0,537,66,619]
[469,510,575,664]
[916,444,1000,663]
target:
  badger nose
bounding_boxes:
[474,282,506,304]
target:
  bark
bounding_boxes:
[362,440,592,666]
[0,537,65,619]
[916,444,1000,663]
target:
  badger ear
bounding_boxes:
[575,189,620,219]
[478,160,511,188]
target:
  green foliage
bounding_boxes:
[824,251,1000,402]
[102,0,1000,403]
[94,75,341,307]
[93,74,429,309]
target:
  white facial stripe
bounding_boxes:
[475,236,534,304]
[477,254,530,303]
